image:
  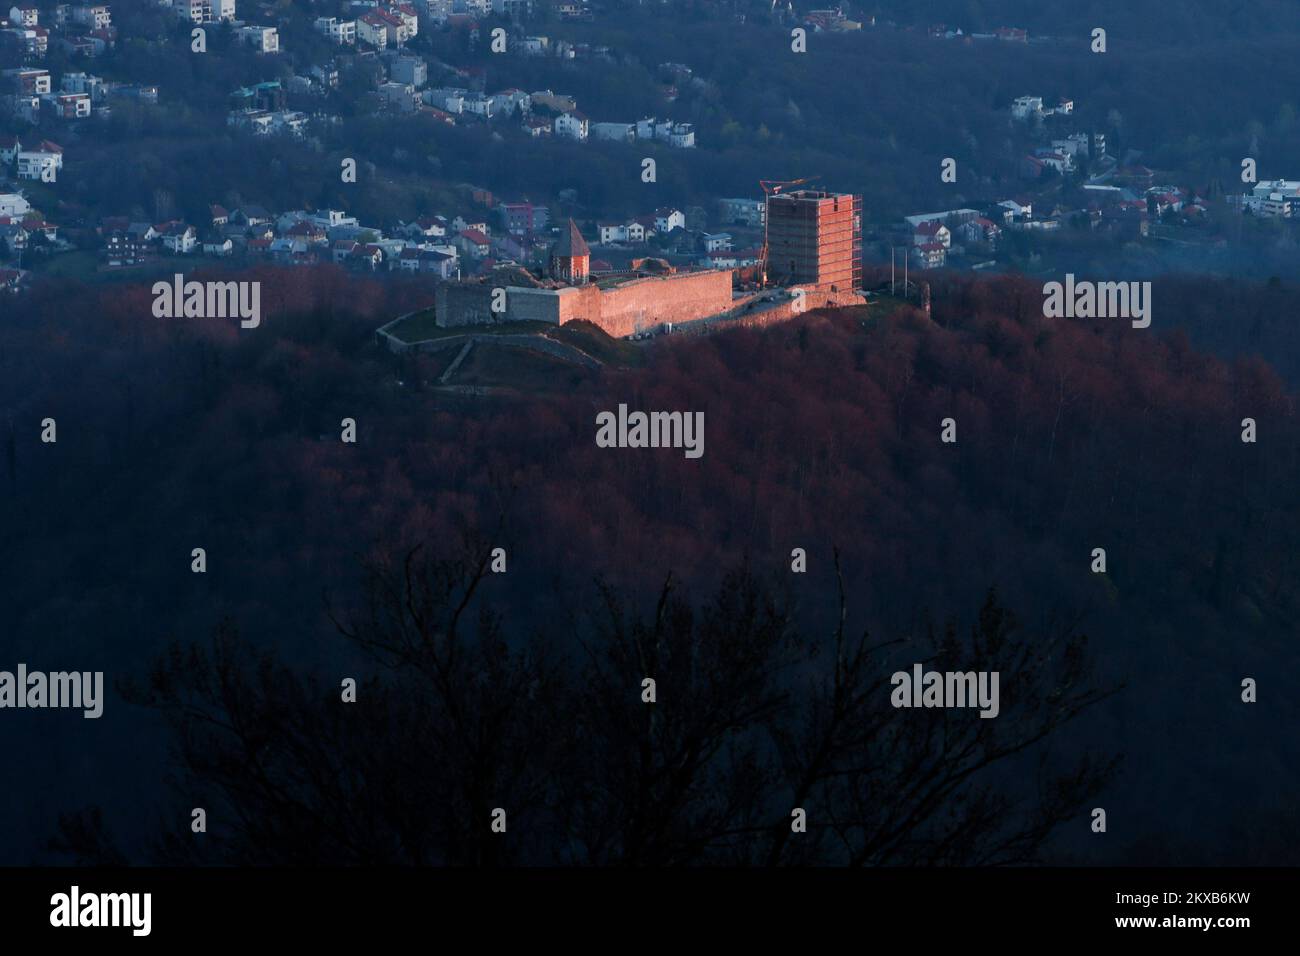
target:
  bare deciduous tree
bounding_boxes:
[49,545,1120,867]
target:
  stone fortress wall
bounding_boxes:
[435,269,736,338]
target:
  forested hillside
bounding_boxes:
[1,268,1297,863]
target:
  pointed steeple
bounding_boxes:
[548,218,590,284]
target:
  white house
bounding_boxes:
[310,209,358,230]
[912,221,950,248]
[314,17,356,45]
[6,95,39,123]
[462,92,493,116]
[159,223,197,254]
[491,88,529,113]
[359,9,407,47]
[389,56,427,88]
[8,5,37,26]
[633,117,695,147]
[0,191,30,218]
[956,218,1001,246]
[418,248,456,278]
[591,122,634,142]
[239,26,279,53]
[61,72,105,100]
[1010,95,1043,121]
[71,5,111,29]
[456,228,490,258]
[398,247,422,272]
[425,88,464,113]
[387,3,419,39]
[4,68,51,95]
[701,232,732,252]
[3,26,45,56]
[1243,179,1300,217]
[1032,150,1072,174]
[1052,133,1092,158]
[41,92,91,119]
[554,110,589,141]
[911,242,946,269]
[173,0,204,22]
[378,81,417,111]
[356,12,391,49]
[653,207,685,233]
[596,222,626,243]
[15,141,62,180]
[452,215,487,233]
[421,0,453,22]
[998,198,1032,220]
[174,0,236,22]
[486,91,520,116]
[663,122,695,148]
[700,251,739,269]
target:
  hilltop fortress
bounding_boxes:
[436,200,866,339]
[436,219,738,338]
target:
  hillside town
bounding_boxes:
[0,1,1292,301]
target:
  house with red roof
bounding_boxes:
[913,220,951,248]
[15,140,61,181]
[911,241,946,269]
[353,244,383,269]
[456,228,490,258]
[286,220,328,245]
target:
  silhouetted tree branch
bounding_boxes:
[51,546,1121,867]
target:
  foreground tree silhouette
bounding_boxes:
[50,545,1119,866]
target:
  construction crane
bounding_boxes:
[758,176,819,287]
